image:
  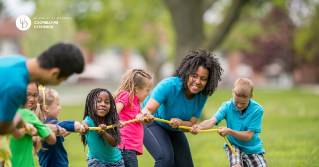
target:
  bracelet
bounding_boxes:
[56,124,60,133]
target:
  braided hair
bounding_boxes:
[173,48,223,98]
[113,69,152,110]
[81,88,121,147]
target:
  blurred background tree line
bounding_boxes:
[0,0,318,85]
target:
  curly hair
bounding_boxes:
[173,48,223,98]
[81,88,121,147]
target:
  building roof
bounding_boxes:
[0,17,24,39]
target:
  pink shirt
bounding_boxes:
[116,91,143,155]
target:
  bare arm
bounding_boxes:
[0,113,26,135]
[80,122,89,135]
[44,129,56,145]
[141,98,160,115]
[98,124,117,147]
[190,117,218,135]
[116,102,125,114]
[218,127,255,141]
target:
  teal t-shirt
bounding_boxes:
[213,98,265,155]
[82,116,121,163]
[10,108,51,167]
[142,77,208,131]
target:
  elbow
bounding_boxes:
[45,134,57,145]
[243,135,254,141]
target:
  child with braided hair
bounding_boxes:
[113,69,154,167]
[80,88,124,167]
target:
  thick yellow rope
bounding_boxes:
[88,117,238,156]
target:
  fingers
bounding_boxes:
[119,121,125,128]
[190,125,199,135]
[169,119,180,129]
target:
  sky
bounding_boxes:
[2,0,35,18]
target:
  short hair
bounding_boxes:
[233,78,254,98]
[37,43,85,78]
[173,48,223,98]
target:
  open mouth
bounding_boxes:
[191,85,200,91]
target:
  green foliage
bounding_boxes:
[21,0,76,58]
[34,87,319,167]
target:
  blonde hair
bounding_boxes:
[33,88,58,154]
[113,69,152,110]
[232,78,254,98]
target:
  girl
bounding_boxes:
[142,48,223,167]
[35,88,84,167]
[113,69,154,167]
[9,101,56,167]
[26,82,39,111]
[81,88,124,167]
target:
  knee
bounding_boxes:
[232,164,242,167]
[156,154,174,167]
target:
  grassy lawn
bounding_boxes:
[34,88,319,167]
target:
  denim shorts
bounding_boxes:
[86,157,124,167]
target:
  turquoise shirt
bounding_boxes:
[213,98,265,154]
[142,77,208,131]
[0,55,29,122]
[82,116,121,163]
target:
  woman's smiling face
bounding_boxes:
[187,66,209,95]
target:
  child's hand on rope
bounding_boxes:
[119,121,125,128]
[218,126,230,137]
[80,123,89,134]
[98,124,107,135]
[143,112,154,123]
[189,124,199,135]
[136,113,144,122]
[25,123,37,136]
[55,126,66,136]
[170,118,182,129]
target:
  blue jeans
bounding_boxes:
[86,157,125,167]
[143,121,194,167]
[120,149,138,167]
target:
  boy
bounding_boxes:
[0,42,85,134]
[190,78,268,167]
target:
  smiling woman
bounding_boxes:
[141,48,223,167]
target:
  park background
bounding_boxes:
[0,0,319,166]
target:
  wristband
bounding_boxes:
[56,124,60,133]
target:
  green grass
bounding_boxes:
[34,88,319,167]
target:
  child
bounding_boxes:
[26,82,39,111]
[190,78,268,167]
[0,42,84,135]
[9,102,56,167]
[113,69,154,167]
[35,88,84,167]
[81,88,124,167]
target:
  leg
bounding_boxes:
[144,121,174,167]
[86,158,107,167]
[243,153,268,167]
[120,149,138,167]
[168,131,194,167]
[225,145,244,167]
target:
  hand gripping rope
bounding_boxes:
[88,117,238,156]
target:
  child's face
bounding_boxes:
[232,92,251,111]
[135,79,153,102]
[46,96,61,120]
[95,91,111,117]
[187,66,209,94]
[26,83,38,110]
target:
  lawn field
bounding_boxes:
[34,88,319,167]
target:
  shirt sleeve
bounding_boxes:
[28,113,51,139]
[57,121,75,132]
[213,102,229,125]
[82,116,94,127]
[0,87,25,122]
[149,80,170,105]
[116,91,130,108]
[247,108,263,133]
[193,96,208,118]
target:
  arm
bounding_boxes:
[141,98,160,115]
[170,116,199,129]
[0,113,26,134]
[218,127,255,141]
[116,102,124,114]
[98,124,118,147]
[190,117,218,135]
[80,122,89,135]
[43,129,56,145]
[45,124,66,136]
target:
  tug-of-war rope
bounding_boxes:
[89,117,238,156]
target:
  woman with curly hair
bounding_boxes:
[141,48,223,167]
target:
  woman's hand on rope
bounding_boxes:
[97,124,107,135]
[170,118,182,129]
[143,112,154,123]
[217,126,230,137]
[136,113,144,122]
[189,124,199,135]
[119,121,125,128]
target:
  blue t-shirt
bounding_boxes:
[213,98,265,155]
[0,55,29,122]
[142,77,208,131]
[37,118,75,167]
[82,116,122,163]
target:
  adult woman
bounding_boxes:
[142,48,223,167]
